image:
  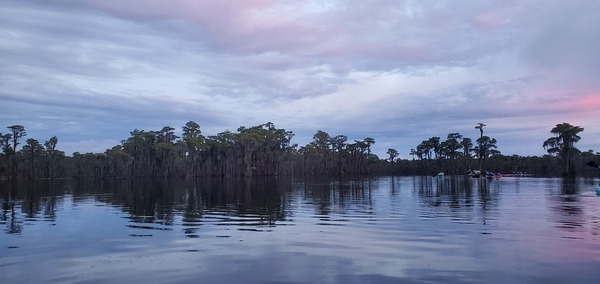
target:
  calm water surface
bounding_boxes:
[1,176,600,283]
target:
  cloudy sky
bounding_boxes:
[1,0,599,158]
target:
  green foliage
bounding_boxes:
[411,126,501,175]
[543,123,584,177]
[1,121,596,179]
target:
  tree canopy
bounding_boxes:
[0,122,597,180]
[543,123,584,177]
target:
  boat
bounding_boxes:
[467,170,481,178]
[485,171,497,179]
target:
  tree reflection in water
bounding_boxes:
[1,177,292,236]
[2,176,600,283]
[298,176,375,218]
[415,175,500,225]
[549,179,585,232]
[98,177,292,232]
[1,176,384,237]
[1,180,60,234]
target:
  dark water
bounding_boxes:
[1,176,600,283]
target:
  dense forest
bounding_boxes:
[0,122,598,180]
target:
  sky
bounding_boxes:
[1,0,599,158]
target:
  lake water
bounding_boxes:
[1,176,600,283]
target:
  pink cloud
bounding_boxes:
[81,0,324,52]
[84,0,274,22]
[74,0,572,73]
[571,94,600,112]
[473,13,503,29]
[77,1,441,62]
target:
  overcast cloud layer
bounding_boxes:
[1,0,599,157]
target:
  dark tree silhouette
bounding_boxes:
[475,123,485,138]
[7,125,26,179]
[387,148,399,172]
[543,123,584,177]
[474,136,500,170]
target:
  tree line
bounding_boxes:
[0,122,379,179]
[0,122,597,180]
[390,122,595,178]
[405,123,500,175]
